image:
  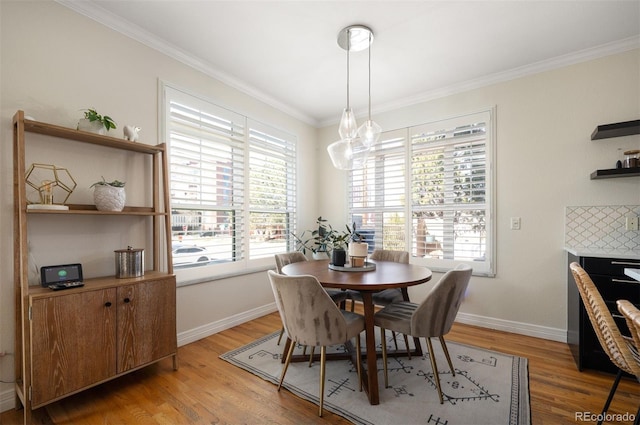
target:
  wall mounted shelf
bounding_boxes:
[590,167,640,179]
[591,119,640,140]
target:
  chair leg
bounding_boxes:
[426,337,444,404]
[308,346,315,367]
[380,327,389,388]
[278,339,296,391]
[403,334,411,359]
[392,331,399,350]
[597,369,623,425]
[277,327,284,345]
[438,336,455,376]
[355,334,363,392]
[319,346,327,417]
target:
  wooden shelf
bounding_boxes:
[591,120,640,140]
[26,204,167,215]
[590,167,640,179]
[13,110,176,423]
[23,117,165,154]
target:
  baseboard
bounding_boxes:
[455,312,567,343]
[1,387,16,413]
[177,304,567,348]
[177,303,278,347]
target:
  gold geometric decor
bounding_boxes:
[25,163,76,210]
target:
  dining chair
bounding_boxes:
[374,264,472,404]
[274,252,349,345]
[348,249,411,350]
[348,249,410,310]
[267,270,365,417]
[569,263,640,425]
[615,300,640,425]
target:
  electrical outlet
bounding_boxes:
[626,216,639,231]
[510,217,521,230]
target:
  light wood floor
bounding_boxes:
[2,311,638,425]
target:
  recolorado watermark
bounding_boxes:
[575,411,636,422]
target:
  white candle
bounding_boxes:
[349,242,368,257]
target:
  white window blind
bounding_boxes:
[348,129,407,252]
[248,122,297,260]
[348,110,495,276]
[164,85,297,281]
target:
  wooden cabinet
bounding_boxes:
[30,288,117,407]
[12,111,177,423]
[116,277,177,373]
[567,253,640,374]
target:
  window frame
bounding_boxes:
[348,108,496,277]
[161,83,298,285]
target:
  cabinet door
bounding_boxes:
[117,278,177,373]
[30,289,117,406]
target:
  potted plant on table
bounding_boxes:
[77,108,117,135]
[291,217,358,266]
[91,177,126,211]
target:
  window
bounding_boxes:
[349,110,495,276]
[163,85,297,281]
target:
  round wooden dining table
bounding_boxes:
[280,259,432,405]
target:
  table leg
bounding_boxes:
[360,292,379,405]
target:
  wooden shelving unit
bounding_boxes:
[12,110,177,424]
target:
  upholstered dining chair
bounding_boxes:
[267,270,365,417]
[615,300,640,425]
[348,249,411,351]
[274,252,349,345]
[374,264,472,404]
[570,263,640,425]
[348,249,410,310]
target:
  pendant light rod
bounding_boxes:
[367,31,372,120]
[346,27,351,110]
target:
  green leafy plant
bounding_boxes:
[291,217,358,254]
[82,108,117,131]
[90,176,125,188]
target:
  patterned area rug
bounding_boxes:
[220,330,531,425]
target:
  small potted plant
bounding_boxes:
[77,108,117,135]
[291,217,358,265]
[91,177,126,211]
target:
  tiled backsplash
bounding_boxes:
[565,205,640,251]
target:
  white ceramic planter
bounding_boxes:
[77,118,106,135]
[94,185,126,211]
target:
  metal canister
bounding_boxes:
[114,246,144,278]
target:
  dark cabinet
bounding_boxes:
[567,253,640,374]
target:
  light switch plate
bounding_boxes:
[626,216,639,231]
[510,217,521,230]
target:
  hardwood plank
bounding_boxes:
[2,311,638,424]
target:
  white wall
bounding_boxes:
[318,49,640,338]
[0,1,319,404]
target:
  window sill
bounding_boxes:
[176,264,273,287]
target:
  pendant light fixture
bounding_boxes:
[327,25,380,171]
[357,30,381,148]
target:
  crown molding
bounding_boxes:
[319,36,640,128]
[54,0,319,127]
[55,1,637,130]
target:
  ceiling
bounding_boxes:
[59,1,640,127]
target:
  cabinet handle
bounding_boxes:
[611,279,638,284]
[105,302,112,307]
[611,261,640,266]
[123,298,131,303]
